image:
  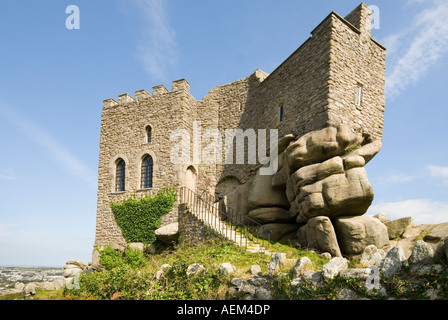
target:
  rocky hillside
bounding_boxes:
[3,215,447,301]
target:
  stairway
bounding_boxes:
[179,187,272,256]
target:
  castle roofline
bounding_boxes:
[258,4,385,90]
[103,79,192,109]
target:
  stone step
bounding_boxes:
[187,205,269,254]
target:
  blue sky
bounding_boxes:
[0,0,447,267]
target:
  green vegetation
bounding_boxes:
[0,288,66,301]
[271,263,448,300]
[343,143,362,156]
[271,273,371,300]
[64,241,263,300]
[61,238,331,300]
[4,238,448,300]
[4,192,447,301]
[111,188,176,244]
[61,239,448,301]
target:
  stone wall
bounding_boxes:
[94,80,198,249]
[327,4,386,141]
[93,3,386,256]
[216,3,386,187]
[178,204,223,245]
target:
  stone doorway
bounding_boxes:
[185,166,196,192]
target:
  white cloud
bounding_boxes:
[0,168,16,181]
[368,198,448,225]
[129,0,177,80]
[0,173,14,180]
[385,0,448,99]
[0,106,97,188]
[427,165,448,178]
[427,165,448,185]
[378,173,414,184]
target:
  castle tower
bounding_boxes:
[327,3,386,140]
[92,3,386,262]
[93,79,198,254]
[216,3,386,187]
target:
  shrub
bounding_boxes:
[111,188,176,244]
[98,246,124,271]
[123,248,148,269]
[157,260,227,300]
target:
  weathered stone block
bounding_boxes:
[247,172,289,209]
[379,246,407,277]
[383,216,413,239]
[424,222,448,242]
[360,244,386,267]
[322,257,348,280]
[297,216,342,257]
[292,256,313,279]
[409,240,435,266]
[334,216,389,256]
[257,223,299,242]
[293,163,374,223]
[155,222,179,245]
[268,252,287,275]
[248,207,294,224]
[285,125,362,172]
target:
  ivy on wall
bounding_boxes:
[111,188,177,244]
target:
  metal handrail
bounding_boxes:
[178,186,271,251]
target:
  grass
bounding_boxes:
[145,238,328,277]
[148,240,270,275]
[0,235,330,301]
[0,292,23,300]
[233,224,330,269]
[62,239,282,300]
[0,289,66,301]
[3,238,447,300]
[1,238,328,301]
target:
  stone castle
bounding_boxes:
[93,3,386,261]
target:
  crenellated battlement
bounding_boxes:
[102,98,118,109]
[103,79,193,109]
[171,79,190,93]
[135,89,151,101]
[152,84,168,96]
[118,93,134,104]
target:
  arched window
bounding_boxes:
[115,159,126,192]
[146,125,152,144]
[141,155,153,189]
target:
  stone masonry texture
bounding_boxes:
[93,3,386,253]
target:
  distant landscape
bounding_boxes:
[0,266,63,292]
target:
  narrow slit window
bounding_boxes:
[355,84,363,107]
[115,159,126,192]
[141,155,153,189]
[146,125,152,144]
[279,106,284,123]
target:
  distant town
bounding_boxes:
[0,266,64,291]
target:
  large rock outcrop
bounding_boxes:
[217,124,386,257]
[233,125,386,257]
